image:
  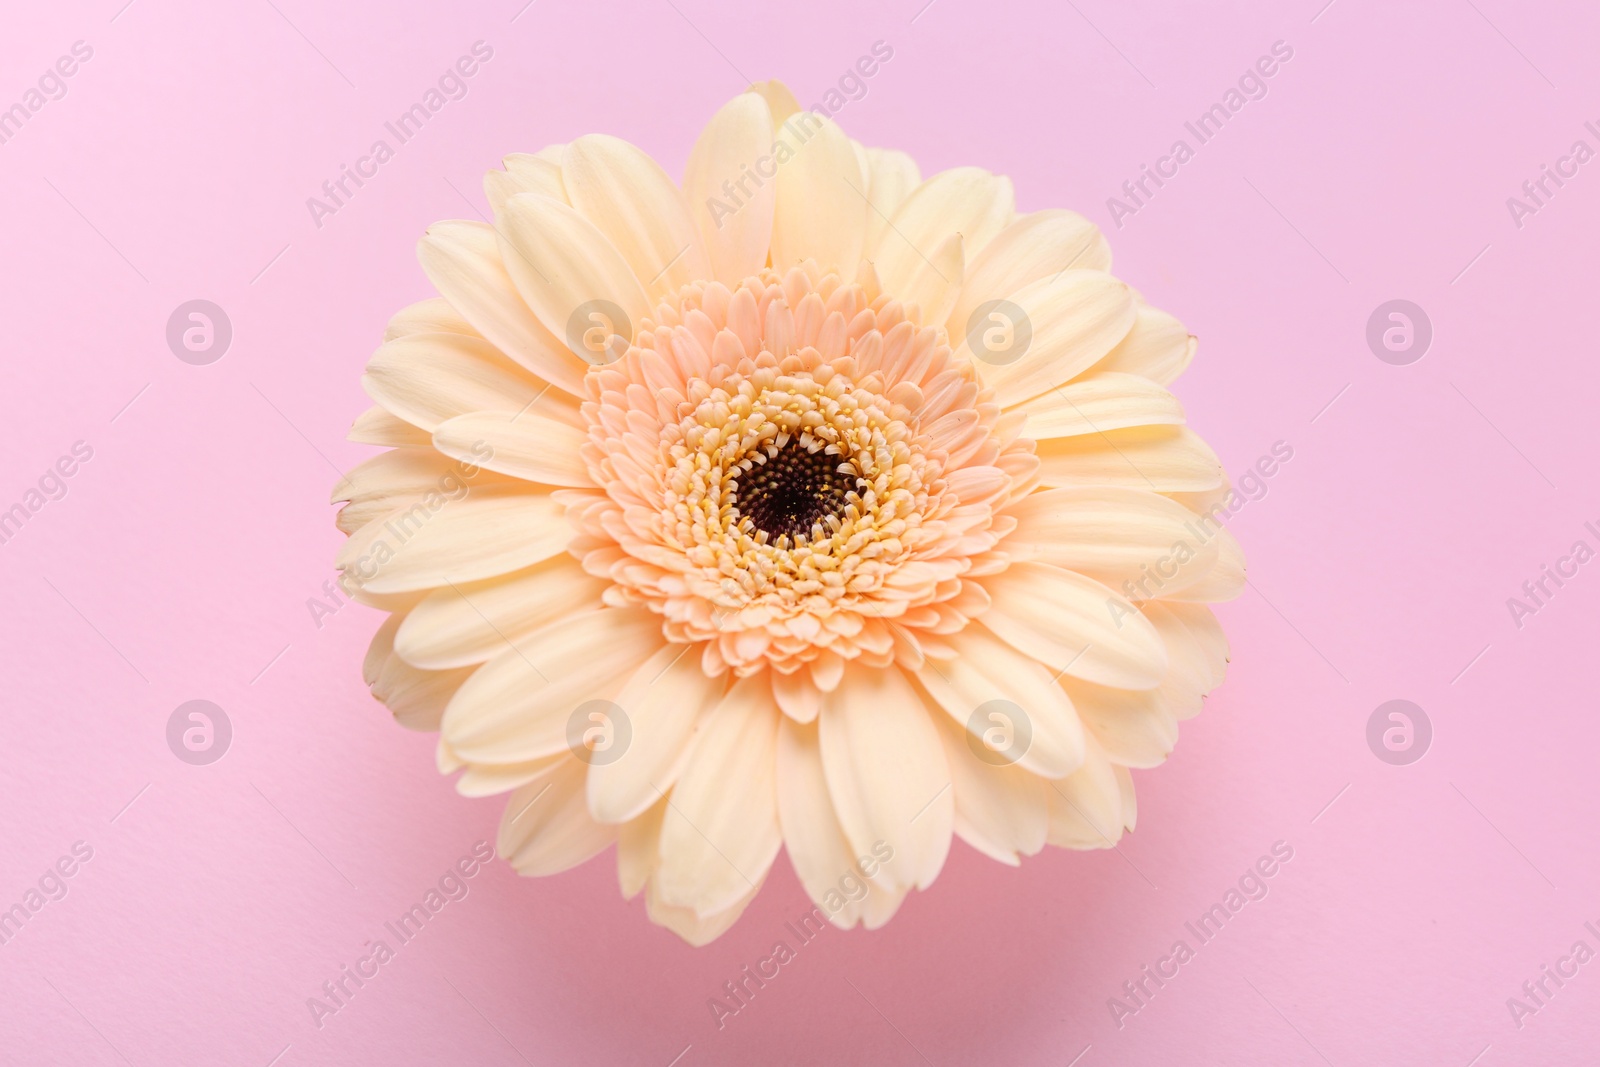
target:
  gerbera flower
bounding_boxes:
[334,80,1243,945]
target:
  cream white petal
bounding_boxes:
[332,446,514,519]
[770,112,867,274]
[1087,303,1195,385]
[418,221,591,396]
[1160,526,1245,603]
[455,753,567,797]
[1116,765,1138,832]
[776,717,874,928]
[655,674,782,917]
[563,133,709,300]
[860,883,909,930]
[860,147,921,257]
[913,624,1086,780]
[349,406,431,447]
[772,668,822,724]
[871,167,1014,296]
[433,410,594,488]
[1034,425,1224,493]
[372,655,474,732]
[1003,486,1221,599]
[818,664,952,891]
[362,331,556,433]
[586,644,727,825]
[948,210,1112,337]
[336,489,570,595]
[441,608,662,763]
[683,92,777,286]
[980,561,1168,690]
[929,709,1048,865]
[1145,601,1216,716]
[497,193,652,364]
[617,796,666,900]
[393,557,607,670]
[1065,679,1179,769]
[1166,603,1229,690]
[484,148,567,217]
[645,875,763,947]
[363,612,403,687]
[384,297,478,340]
[1042,737,1125,849]
[496,761,617,877]
[897,233,964,330]
[961,270,1136,409]
[332,447,512,505]
[1011,372,1185,439]
[749,79,801,126]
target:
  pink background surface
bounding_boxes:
[3,0,1597,1063]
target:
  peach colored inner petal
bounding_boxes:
[571,264,1035,678]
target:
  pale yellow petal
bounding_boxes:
[871,167,1013,296]
[1011,373,1185,438]
[770,112,867,274]
[683,92,776,285]
[497,193,651,365]
[349,406,430,447]
[418,220,589,395]
[645,874,762,946]
[655,674,782,917]
[960,270,1136,408]
[1043,736,1125,849]
[1034,426,1224,493]
[929,708,1048,865]
[384,297,478,340]
[948,209,1112,337]
[441,608,662,763]
[617,796,666,900]
[586,644,726,824]
[818,664,951,891]
[1002,486,1221,600]
[484,148,567,217]
[496,761,617,876]
[1086,303,1195,385]
[433,410,594,488]
[373,654,473,732]
[393,557,607,670]
[563,134,708,300]
[777,718,874,928]
[336,489,569,595]
[913,624,1086,780]
[859,147,921,256]
[361,331,554,433]
[979,561,1168,690]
